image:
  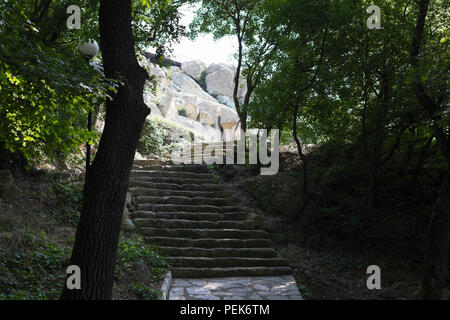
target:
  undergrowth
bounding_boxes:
[0,176,168,300]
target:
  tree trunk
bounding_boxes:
[233,28,246,132]
[292,104,308,216]
[60,0,149,300]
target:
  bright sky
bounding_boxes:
[168,4,238,65]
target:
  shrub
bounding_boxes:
[198,70,207,91]
[48,181,83,227]
[177,107,188,117]
[129,282,161,300]
[137,119,166,155]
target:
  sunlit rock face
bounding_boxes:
[141,54,242,142]
[181,60,208,82]
[205,63,235,97]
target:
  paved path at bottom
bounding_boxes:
[168,275,303,300]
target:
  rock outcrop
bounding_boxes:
[141,54,245,142]
[181,60,208,82]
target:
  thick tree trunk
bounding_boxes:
[60,0,149,300]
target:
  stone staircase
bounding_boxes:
[129,144,292,278]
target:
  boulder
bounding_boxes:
[123,218,136,231]
[220,113,239,138]
[183,101,199,120]
[205,65,235,97]
[197,100,238,124]
[144,98,163,119]
[206,62,235,75]
[169,115,214,142]
[199,111,215,126]
[126,192,132,208]
[129,262,151,284]
[171,92,198,105]
[157,94,177,118]
[202,124,222,142]
[148,64,166,79]
[216,95,236,110]
[171,71,216,102]
[170,66,182,73]
[181,60,208,81]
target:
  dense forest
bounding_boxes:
[0,0,448,301]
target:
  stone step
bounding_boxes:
[134,159,167,166]
[131,188,233,199]
[139,228,267,239]
[171,157,223,165]
[133,218,255,230]
[171,267,292,278]
[135,204,242,213]
[190,142,239,151]
[166,257,289,268]
[130,176,220,185]
[157,246,277,258]
[129,180,225,191]
[134,196,235,206]
[131,164,209,173]
[131,170,213,180]
[145,237,272,248]
[132,151,293,280]
[188,151,234,157]
[131,211,248,221]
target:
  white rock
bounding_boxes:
[158,93,177,118]
[197,99,239,126]
[171,92,198,105]
[199,111,215,126]
[183,101,199,120]
[205,66,235,97]
[206,62,235,74]
[148,64,166,79]
[216,95,236,110]
[181,60,208,81]
[169,115,217,142]
[147,102,163,118]
[203,124,222,141]
[171,71,216,102]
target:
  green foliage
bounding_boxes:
[129,282,161,300]
[0,1,108,166]
[177,106,188,117]
[116,238,169,274]
[0,0,185,167]
[138,119,169,155]
[198,70,208,91]
[138,118,195,156]
[0,232,71,300]
[48,182,83,227]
